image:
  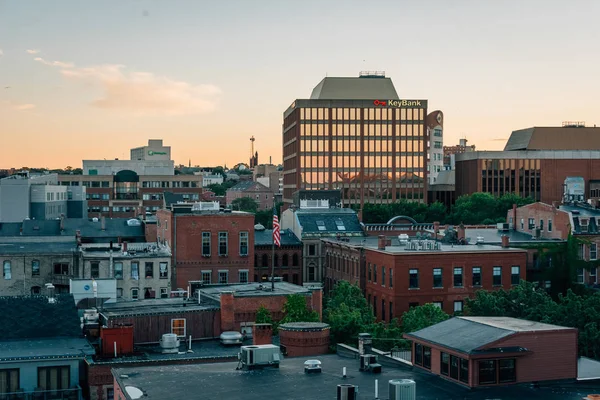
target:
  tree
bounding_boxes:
[280,294,320,324]
[231,197,259,213]
[324,281,375,345]
[212,166,227,178]
[255,305,274,325]
[207,180,236,196]
[401,303,450,333]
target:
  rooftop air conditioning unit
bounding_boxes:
[389,379,416,400]
[159,333,180,354]
[336,384,358,400]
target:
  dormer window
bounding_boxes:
[316,221,326,231]
[335,219,346,231]
[581,219,588,233]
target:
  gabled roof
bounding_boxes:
[0,295,82,339]
[227,181,270,192]
[254,228,301,247]
[309,77,399,100]
[405,316,573,354]
[504,126,600,151]
[296,208,363,237]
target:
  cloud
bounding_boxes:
[490,138,507,141]
[34,57,74,68]
[0,101,36,111]
[26,49,40,54]
[35,58,221,116]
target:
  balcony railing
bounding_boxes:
[51,274,74,286]
[1,385,81,400]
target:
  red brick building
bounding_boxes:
[325,235,527,320]
[226,181,274,211]
[404,316,578,388]
[279,322,330,357]
[157,203,255,290]
[254,226,303,285]
[323,238,365,292]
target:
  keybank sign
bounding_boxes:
[373,99,424,108]
[148,150,167,156]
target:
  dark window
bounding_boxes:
[423,346,431,369]
[440,353,449,376]
[381,266,386,287]
[219,271,228,284]
[368,264,372,281]
[499,359,516,383]
[293,274,299,284]
[389,268,393,287]
[31,286,41,295]
[409,269,419,288]
[91,262,99,278]
[145,262,154,278]
[453,267,463,287]
[53,263,69,275]
[114,262,123,279]
[433,268,442,288]
[415,343,423,366]
[38,366,70,391]
[493,266,502,285]
[373,264,377,284]
[478,360,497,385]
[450,355,459,380]
[219,232,228,256]
[308,245,316,256]
[282,273,288,282]
[511,266,520,285]
[282,254,288,266]
[32,260,40,276]
[107,388,114,400]
[459,358,469,384]
[409,302,419,309]
[159,262,168,279]
[262,254,268,267]
[292,253,299,266]
[472,267,482,286]
[239,231,249,256]
[202,232,211,256]
[0,369,20,394]
[308,265,315,281]
[389,301,393,320]
[373,295,377,317]
[381,299,386,321]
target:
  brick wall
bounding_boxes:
[252,323,273,345]
[508,202,570,240]
[254,246,303,285]
[279,327,330,357]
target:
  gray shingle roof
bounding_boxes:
[0,218,146,240]
[296,208,363,237]
[227,181,270,192]
[0,338,94,362]
[310,77,399,100]
[254,228,301,247]
[405,317,573,354]
[0,241,77,255]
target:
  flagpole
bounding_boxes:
[271,229,275,291]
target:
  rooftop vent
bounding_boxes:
[562,121,585,128]
[359,71,385,78]
[159,333,180,354]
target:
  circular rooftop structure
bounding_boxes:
[279,322,330,332]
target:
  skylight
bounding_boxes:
[316,220,326,231]
[335,219,346,231]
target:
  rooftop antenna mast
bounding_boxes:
[250,136,255,158]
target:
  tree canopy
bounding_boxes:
[231,197,259,213]
[255,305,274,325]
[280,294,320,324]
[401,303,450,333]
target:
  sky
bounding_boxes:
[1,0,599,169]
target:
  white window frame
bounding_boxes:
[239,231,249,256]
[159,262,168,279]
[239,269,249,284]
[201,270,212,284]
[3,260,11,280]
[432,302,443,309]
[202,232,211,256]
[160,288,168,298]
[131,287,139,300]
[454,301,463,313]
[114,262,123,279]
[218,232,228,256]
[591,243,598,261]
[171,318,186,337]
[218,270,228,284]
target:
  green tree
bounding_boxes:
[280,294,320,324]
[212,166,227,178]
[324,281,375,345]
[231,197,259,213]
[401,303,450,333]
[255,305,274,325]
[425,201,447,223]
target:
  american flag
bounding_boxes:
[272,207,281,247]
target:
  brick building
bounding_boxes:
[322,238,365,292]
[254,225,303,285]
[404,316,578,388]
[157,202,255,291]
[326,235,527,319]
[226,181,274,211]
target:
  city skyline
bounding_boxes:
[1,0,600,169]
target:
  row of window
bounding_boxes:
[202,231,249,257]
[367,265,394,288]
[120,287,169,300]
[256,253,300,268]
[368,294,394,322]
[3,261,69,280]
[88,261,167,279]
[513,217,553,232]
[46,191,68,201]
[0,366,71,394]
[409,266,520,289]
[141,181,199,188]
[199,270,249,284]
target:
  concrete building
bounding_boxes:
[130,139,171,161]
[443,138,475,170]
[404,317,578,388]
[78,242,172,301]
[226,181,274,210]
[282,72,428,208]
[427,110,444,184]
[280,199,364,284]
[200,174,224,187]
[0,172,86,222]
[254,225,303,285]
[156,202,255,291]
[252,164,278,181]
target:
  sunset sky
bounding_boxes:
[1,0,599,169]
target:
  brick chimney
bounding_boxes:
[377,235,386,250]
[101,216,106,231]
[501,235,510,248]
[252,323,272,345]
[457,224,466,242]
[122,241,128,253]
[220,291,235,332]
[310,287,323,321]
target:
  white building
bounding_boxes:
[427,110,444,184]
[130,139,171,161]
[201,174,224,187]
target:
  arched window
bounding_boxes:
[282,254,289,267]
[31,286,41,295]
[262,254,268,267]
[292,253,299,266]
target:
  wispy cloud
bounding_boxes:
[26,49,40,54]
[34,57,74,68]
[36,57,221,116]
[0,101,36,111]
[490,138,507,142]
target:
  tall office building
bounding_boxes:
[282,72,428,208]
[426,110,444,184]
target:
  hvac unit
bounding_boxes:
[359,354,382,373]
[220,331,243,346]
[159,333,180,354]
[336,384,358,400]
[238,344,281,370]
[389,379,416,400]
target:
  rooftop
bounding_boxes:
[504,126,600,151]
[456,149,600,162]
[309,75,399,100]
[0,241,77,254]
[294,207,364,237]
[0,338,94,362]
[459,228,562,245]
[79,242,171,258]
[112,353,591,400]
[405,317,574,355]
[101,298,218,318]
[227,180,270,192]
[254,228,301,246]
[199,282,312,302]
[0,217,146,239]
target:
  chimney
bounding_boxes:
[501,235,510,248]
[512,204,517,231]
[252,323,273,345]
[75,230,82,246]
[122,241,128,253]
[433,221,440,235]
[457,224,466,241]
[377,235,386,250]
[101,216,106,231]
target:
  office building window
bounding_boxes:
[160,288,168,298]
[511,266,520,285]
[145,262,154,278]
[171,318,186,337]
[201,271,211,284]
[219,232,228,256]
[239,270,249,283]
[202,232,211,256]
[433,268,443,288]
[32,260,40,276]
[114,262,123,279]
[381,266,386,287]
[472,267,482,286]
[159,262,168,279]
[131,262,139,280]
[493,266,502,286]
[91,262,99,278]
[389,268,393,288]
[453,267,463,287]
[454,300,463,313]
[38,366,70,391]
[409,269,419,288]
[239,231,249,256]
[219,270,228,284]
[591,243,598,261]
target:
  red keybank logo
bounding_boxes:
[373,100,387,106]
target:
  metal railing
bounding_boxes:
[0,386,81,400]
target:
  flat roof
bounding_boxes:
[101,298,218,318]
[456,150,600,162]
[459,228,563,245]
[560,204,600,218]
[0,337,94,362]
[112,354,591,400]
[80,242,171,258]
[199,282,312,301]
[0,241,77,254]
[504,126,600,151]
